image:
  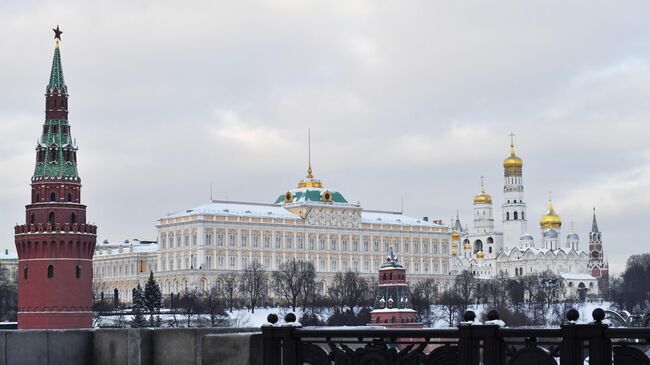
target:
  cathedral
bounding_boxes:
[450,136,609,299]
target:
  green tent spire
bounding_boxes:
[48,44,67,94]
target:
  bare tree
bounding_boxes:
[203,286,226,327]
[411,278,437,326]
[178,289,203,327]
[328,271,369,312]
[299,262,317,312]
[240,261,268,314]
[218,272,239,313]
[0,267,17,322]
[454,270,476,313]
[273,259,316,312]
[438,291,463,326]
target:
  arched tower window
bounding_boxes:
[521,212,525,220]
[67,193,72,202]
[71,213,76,225]
[23,266,28,280]
[47,265,54,278]
[50,192,56,202]
[36,193,40,202]
[30,214,35,225]
[506,212,510,220]
[48,212,55,224]
[76,265,81,279]
[514,211,518,220]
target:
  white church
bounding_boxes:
[451,136,608,299]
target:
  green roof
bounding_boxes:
[48,46,67,93]
[274,188,348,205]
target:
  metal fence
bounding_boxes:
[261,308,650,365]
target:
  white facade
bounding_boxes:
[451,139,603,298]
[93,168,455,301]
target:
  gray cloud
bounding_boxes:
[1,0,649,273]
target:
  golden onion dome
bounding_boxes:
[473,178,492,204]
[451,231,461,241]
[452,251,458,256]
[476,251,485,259]
[540,198,562,229]
[463,243,471,250]
[451,242,458,248]
[503,135,523,169]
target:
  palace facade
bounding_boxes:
[94,165,454,302]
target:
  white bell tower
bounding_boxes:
[502,134,528,247]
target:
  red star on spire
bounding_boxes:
[53,25,62,41]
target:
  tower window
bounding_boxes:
[30,214,35,224]
[76,265,81,279]
[47,265,54,278]
[50,150,57,162]
[522,212,525,220]
[36,194,40,202]
[67,193,72,202]
[506,212,510,220]
[48,212,55,224]
[50,192,56,202]
[71,213,76,224]
[23,267,28,280]
[52,125,58,134]
[514,212,518,220]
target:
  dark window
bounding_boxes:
[67,193,72,202]
[506,212,510,220]
[43,125,48,134]
[23,267,28,280]
[76,265,81,279]
[47,265,54,278]
[514,211,518,220]
[52,125,58,134]
[522,212,525,220]
[36,194,40,202]
[50,192,56,202]
[389,273,393,280]
[50,150,57,162]
[30,214,35,224]
[71,213,76,224]
[48,212,55,224]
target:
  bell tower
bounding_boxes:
[588,208,608,295]
[14,27,97,329]
[502,133,527,247]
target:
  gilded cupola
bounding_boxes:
[473,177,492,204]
[503,133,523,176]
[540,197,562,229]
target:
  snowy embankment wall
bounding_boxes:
[0,327,262,365]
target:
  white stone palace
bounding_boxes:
[93,163,454,302]
[450,136,608,299]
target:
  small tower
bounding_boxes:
[369,249,420,328]
[472,177,494,257]
[540,196,562,250]
[502,134,528,247]
[588,208,609,295]
[14,28,97,329]
[566,222,580,251]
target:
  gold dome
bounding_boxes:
[540,198,562,229]
[451,242,458,248]
[451,231,461,241]
[297,165,323,188]
[503,134,523,172]
[463,243,471,250]
[473,178,492,204]
[476,251,485,259]
[452,251,458,256]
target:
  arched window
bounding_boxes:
[76,265,81,279]
[36,194,40,202]
[23,266,28,280]
[489,246,493,253]
[50,192,56,202]
[30,214,35,225]
[47,265,54,278]
[506,212,510,220]
[521,212,525,220]
[514,211,518,220]
[48,212,55,224]
[67,193,72,202]
[389,273,393,281]
[71,213,76,225]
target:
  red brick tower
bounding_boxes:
[14,27,97,329]
[370,249,421,328]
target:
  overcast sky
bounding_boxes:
[1,1,649,274]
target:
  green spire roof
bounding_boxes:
[48,45,67,93]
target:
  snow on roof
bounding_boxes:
[560,273,597,281]
[0,250,17,260]
[95,240,159,255]
[165,201,300,220]
[361,211,443,227]
[165,201,444,228]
